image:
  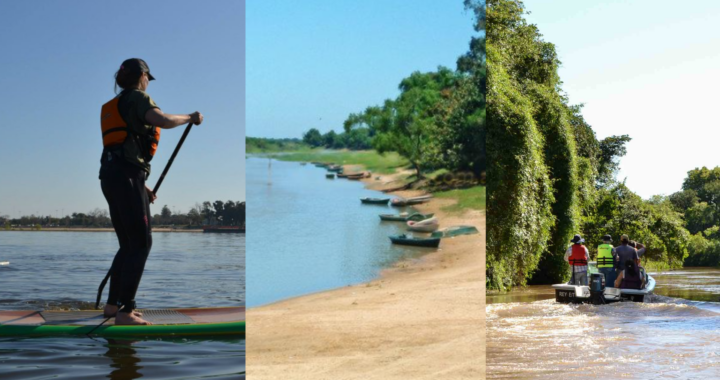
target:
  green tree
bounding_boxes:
[597,135,632,187]
[322,130,338,148]
[302,128,323,147]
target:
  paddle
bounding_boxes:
[152,122,194,195]
[95,122,194,309]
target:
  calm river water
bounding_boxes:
[0,231,245,379]
[487,267,720,379]
[246,157,432,307]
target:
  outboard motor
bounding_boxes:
[589,273,606,305]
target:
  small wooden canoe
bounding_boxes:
[389,234,441,248]
[379,213,434,222]
[391,197,432,207]
[326,173,335,179]
[327,165,343,173]
[360,197,390,205]
[407,217,439,232]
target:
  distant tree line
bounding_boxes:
[246,137,306,153]
[301,128,373,150]
[0,200,245,229]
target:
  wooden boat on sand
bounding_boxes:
[360,197,390,205]
[379,212,434,222]
[389,234,441,248]
[407,217,439,232]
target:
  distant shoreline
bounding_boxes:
[1,227,203,233]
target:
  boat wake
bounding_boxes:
[487,297,720,379]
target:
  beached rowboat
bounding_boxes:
[391,195,433,207]
[326,173,335,179]
[389,234,441,248]
[360,197,390,205]
[431,225,479,238]
[379,213,434,222]
[407,217,439,232]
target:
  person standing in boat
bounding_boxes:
[99,58,204,325]
[614,235,640,286]
[615,259,646,289]
[629,240,649,283]
[596,234,616,287]
[564,234,589,285]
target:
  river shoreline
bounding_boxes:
[247,163,486,379]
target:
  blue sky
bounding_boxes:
[523,0,720,199]
[246,0,478,139]
[0,1,245,219]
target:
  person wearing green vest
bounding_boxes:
[597,234,617,287]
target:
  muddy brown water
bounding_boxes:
[487,267,720,379]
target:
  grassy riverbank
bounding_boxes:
[277,149,408,175]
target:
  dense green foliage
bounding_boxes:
[485,0,686,289]
[336,4,487,181]
[670,167,720,266]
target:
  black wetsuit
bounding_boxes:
[99,151,152,313]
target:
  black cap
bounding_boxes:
[570,234,585,244]
[602,234,612,242]
[120,58,155,81]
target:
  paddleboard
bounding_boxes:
[0,262,9,266]
[0,306,244,337]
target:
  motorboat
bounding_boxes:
[551,262,655,304]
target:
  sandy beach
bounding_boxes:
[247,169,486,379]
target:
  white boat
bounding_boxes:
[407,217,439,232]
[551,262,655,304]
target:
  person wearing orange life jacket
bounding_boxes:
[99,58,203,326]
[564,234,589,285]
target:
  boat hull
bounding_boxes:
[389,235,441,248]
[360,198,390,205]
[552,276,655,304]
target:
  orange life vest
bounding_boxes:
[101,95,160,158]
[569,244,588,266]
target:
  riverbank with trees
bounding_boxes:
[486,0,710,291]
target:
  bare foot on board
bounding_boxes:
[103,304,143,318]
[114,312,153,325]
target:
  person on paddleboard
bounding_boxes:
[98,58,203,325]
[565,234,589,285]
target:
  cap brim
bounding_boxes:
[147,73,155,81]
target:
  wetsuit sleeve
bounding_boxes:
[135,91,160,125]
